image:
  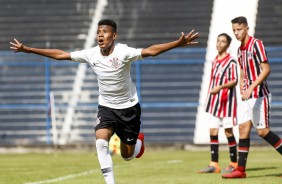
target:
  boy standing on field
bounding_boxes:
[199,33,238,174]
[10,19,199,184]
[222,16,282,179]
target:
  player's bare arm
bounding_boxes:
[10,38,71,60]
[141,29,198,58]
[242,62,270,100]
[210,80,237,94]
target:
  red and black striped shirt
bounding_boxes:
[238,36,270,98]
[205,54,237,118]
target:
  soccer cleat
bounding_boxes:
[221,162,238,174]
[135,132,145,158]
[222,170,246,179]
[198,162,221,173]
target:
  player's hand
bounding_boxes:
[10,38,28,53]
[178,29,199,46]
[241,88,252,100]
[210,86,221,94]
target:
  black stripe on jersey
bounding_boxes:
[245,53,252,85]
[254,41,270,97]
[228,60,237,117]
[213,96,219,116]
[206,95,212,112]
[259,83,264,97]
[254,42,262,77]
[254,42,263,62]
[213,60,236,116]
[210,63,223,115]
[212,62,225,116]
[228,86,234,117]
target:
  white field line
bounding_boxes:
[23,169,99,184]
[23,160,183,184]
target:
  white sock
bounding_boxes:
[96,139,115,184]
[133,139,142,157]
[122,139,142,161]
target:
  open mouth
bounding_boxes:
[98,38,104,46]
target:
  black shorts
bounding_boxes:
[95,103,141,145]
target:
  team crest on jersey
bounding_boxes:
[247,52,253,57]
[215,63,224,74]
[218,66,224,74]
[109,57,121,69]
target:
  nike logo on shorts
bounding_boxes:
[127,138,134,141]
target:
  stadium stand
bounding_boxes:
[249,0,282,142]
[0,0,97,145]
[78,0,212,144]
[1,0,282,146]
[0,0,211,145]
[0,54,80,145]
[0,0,97,51]
[255,0,282,46]
[103,0,213,48]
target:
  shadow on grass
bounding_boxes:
[246,166,277,171]
[245,167,282,179]
[247,173,282,178]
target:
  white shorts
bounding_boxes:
[208,114,237,129]
[237,94,271,129]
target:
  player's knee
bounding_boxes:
[224,128,233,137]
[257,128,269,137]
[96,139,108,150]
[120,143,135,161]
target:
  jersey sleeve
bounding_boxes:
[70,49,91,63]
[123,46,143,62]
[228,60,238,82]
[254,40,268,63]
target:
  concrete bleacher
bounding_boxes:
[103,0,213,48]
[266,50,282,139]
[0,0,97,51]
[0,53,79,145]
[1,0,282,146]
[0,0,97,145]
[97,0,212,143]
[255,0,282,46]
[253,0,282,141]
[136,56,204,143]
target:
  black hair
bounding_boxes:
[231,16,248,26]
[218,33,232,46]
[98,19,117,32]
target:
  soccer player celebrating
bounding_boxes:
[222,16,282,179]
[199,33,238,174]
[10,19,198,184]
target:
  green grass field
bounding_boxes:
[0,148,281,184]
